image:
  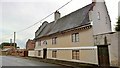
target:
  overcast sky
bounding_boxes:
[0,0,120,48]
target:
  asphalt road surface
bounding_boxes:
[0,56,59,66]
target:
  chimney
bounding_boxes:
[54,11,60,21]
[92,0,96,3]
[92,0,105,2]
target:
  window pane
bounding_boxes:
[75,33,79,42]
[72,34,75,42]
[52,50,57,58]
[43,41,47,45]
[72,50,79,60]
[52,37,57,44]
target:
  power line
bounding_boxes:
[57,0,72,11]
[2,0,73,42]
[17,0,73,33]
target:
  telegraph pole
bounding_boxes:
[14,32,16,49]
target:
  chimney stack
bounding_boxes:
[92,0,96,3]
[54,11,60,21]
[92,0,105,2]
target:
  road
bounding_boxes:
[0,56,59,66]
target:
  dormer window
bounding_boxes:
[97,12,100,20]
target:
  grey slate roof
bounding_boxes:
[35,3,95,39]
[35,21,48,37]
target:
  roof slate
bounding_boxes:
[35,3,95,39]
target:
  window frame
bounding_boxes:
[72,33,79,42]
[43,40,47,45]
[38,50,41,56]
[72,50,79,60]
[52,50,57,58]
[52,37,57,45]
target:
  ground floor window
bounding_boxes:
[72,50,79,60]
[52,50,57,58]
[38,50,41,56]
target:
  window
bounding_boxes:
[52,50,57,58]
[72,33,79,42]
[97,12,100,20]
[43,40,47,45]
[52,37,57,44]
[72,50,79,60]
[38,50,41,56]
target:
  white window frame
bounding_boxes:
[52,37,57,45]
[72,33,79,42]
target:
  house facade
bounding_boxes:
[32,0,113,65]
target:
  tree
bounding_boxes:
[115,16,120,31]
[0,44,2,49]
[0,42,17,49]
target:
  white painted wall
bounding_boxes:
[28,50,35,57]
[89,2,112,35]
[47,46,98,64]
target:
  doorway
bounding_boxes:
[97,45,110,67]
[43,48,47,59]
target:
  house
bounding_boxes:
[33,0,113,66]
[26,39,35,50]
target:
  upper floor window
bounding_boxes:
[72,33,79,42]
[52,37,57,44]
[97,12,100,20]
[43,40,47,45]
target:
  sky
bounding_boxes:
[0,0,120,49]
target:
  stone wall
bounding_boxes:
[108,32,120,67]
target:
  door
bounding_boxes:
[97,45,110,67]
[43,48,47,59]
